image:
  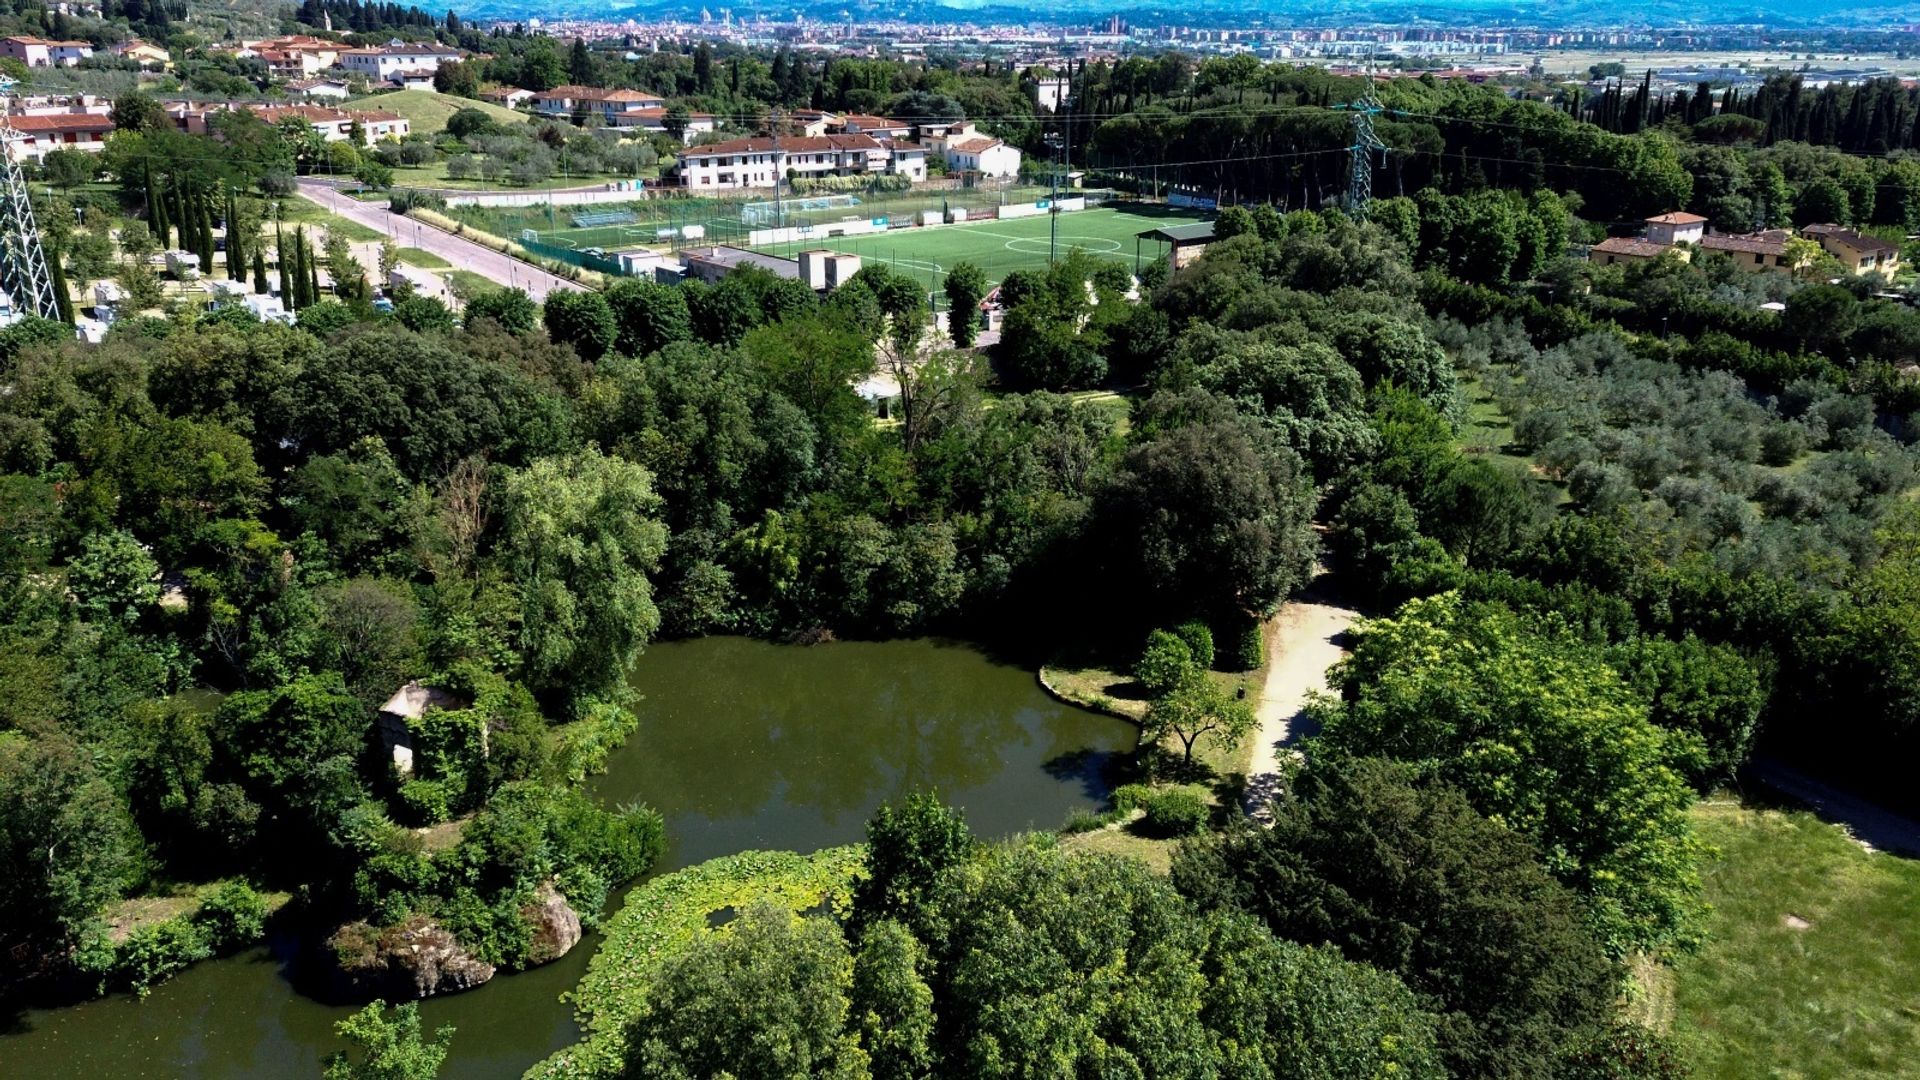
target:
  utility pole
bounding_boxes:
[0,77,60,320]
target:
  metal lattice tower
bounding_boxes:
[0,77,59,320]
[1338,93,1389,219]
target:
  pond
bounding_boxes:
[1,637,1135,1079]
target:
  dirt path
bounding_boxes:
[1745,757,1920,857]
[1243,587,1360,820]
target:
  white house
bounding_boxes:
[0,35,92,67]
[532,84,666,124]
[944,135,1020,178]
[5,112,114,162]
[677,133,927,190]
[606,105,715,143]
[249,104,410,146]
[339,41,463,84]
[482,86,535,109]
[287,77,351,101]
[1644,211,1706,247]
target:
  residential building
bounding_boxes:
[944,134,1021,178]
[676,133,926,189]
[1589,236,1686,266]
[4,112,114,161]
[482,86,535,108]
[1644,211,1707,246]
[532,84,666,123]
[1698,231,1791,272]
[111,39,170,69]
[248,104,410,146]
[259,46,335,80]
[789,108,836,136]
[287,77,351,101]
[339,41,463,84]
[835,113,911,138]
[1,36,93,67]
[603,105,715,142]
[1803,224,1902,276]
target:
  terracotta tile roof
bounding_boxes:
[948,136,1004,153]
[682,133,888,157]
[1700,233,1787,256]
[6,113,114,133]
[1805,225,1899,256]
[839,113,906,128]
[1592,237,1671,257]
[1645,211,1707,225]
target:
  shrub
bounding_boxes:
[194,881,269,951]
[1225,618,1266,672]
[1061,808,1111,834]
[1174,620,1216,670]
[1111,783,1155,813]
[1134,629,1196,697]
[116,918,213,996]
[397,778,452,825]
[1142,789,1209,837]
[387,188,448,215]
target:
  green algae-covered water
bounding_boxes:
[1,637,1134,1079]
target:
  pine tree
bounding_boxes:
[253,249,268,294]
[46,242,73,325]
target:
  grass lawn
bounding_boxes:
[279,196,384,242]
[397,247,450,269]
[1662,799,1920,1078]
[445,269,502,300]
[748,205,1212,288]
[387,163,657,192]
[351,89,525,135]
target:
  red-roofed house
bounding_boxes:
[5,112,114,161]
[1,36,93,68]
[1644,211,1707,246]
[532,85,667,123]
[834,114,911,138]
[1589,236,1686,266]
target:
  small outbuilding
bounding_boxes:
[1136,220,1217,271]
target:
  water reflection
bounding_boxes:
[2,636,1133,1080]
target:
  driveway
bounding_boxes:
[296,180,583,304]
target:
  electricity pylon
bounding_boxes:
[1337,92,1389,219]
[0,76,60,320]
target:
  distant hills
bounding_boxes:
[457,0,1920,30]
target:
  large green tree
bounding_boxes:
[499,449,669,703]
[1174,757,1620,1078]
[1311,593,1706,956]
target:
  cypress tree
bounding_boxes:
[224,191,241,280]
[275,224,291,302]
[308,242,321,303]
[292,228,308,308]
[149,171,170,249]
[253,248,268,294]
[196,197,214,274]
[172,180,190,249]
[46,242,73,325]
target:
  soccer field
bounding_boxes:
[748,205,1212,289]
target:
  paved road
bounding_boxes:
[1242,576,1359,820]
[296,180,583,304]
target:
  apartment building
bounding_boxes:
[4,112,114,161]
[532,85,665,122]
[676,133,927,189]
[919,121,1023,178]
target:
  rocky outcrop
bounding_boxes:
[327,915,495,999]
[521,882,583,966]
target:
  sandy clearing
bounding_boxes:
[1242,591,1359,820]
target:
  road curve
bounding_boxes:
[295,179,584,304]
